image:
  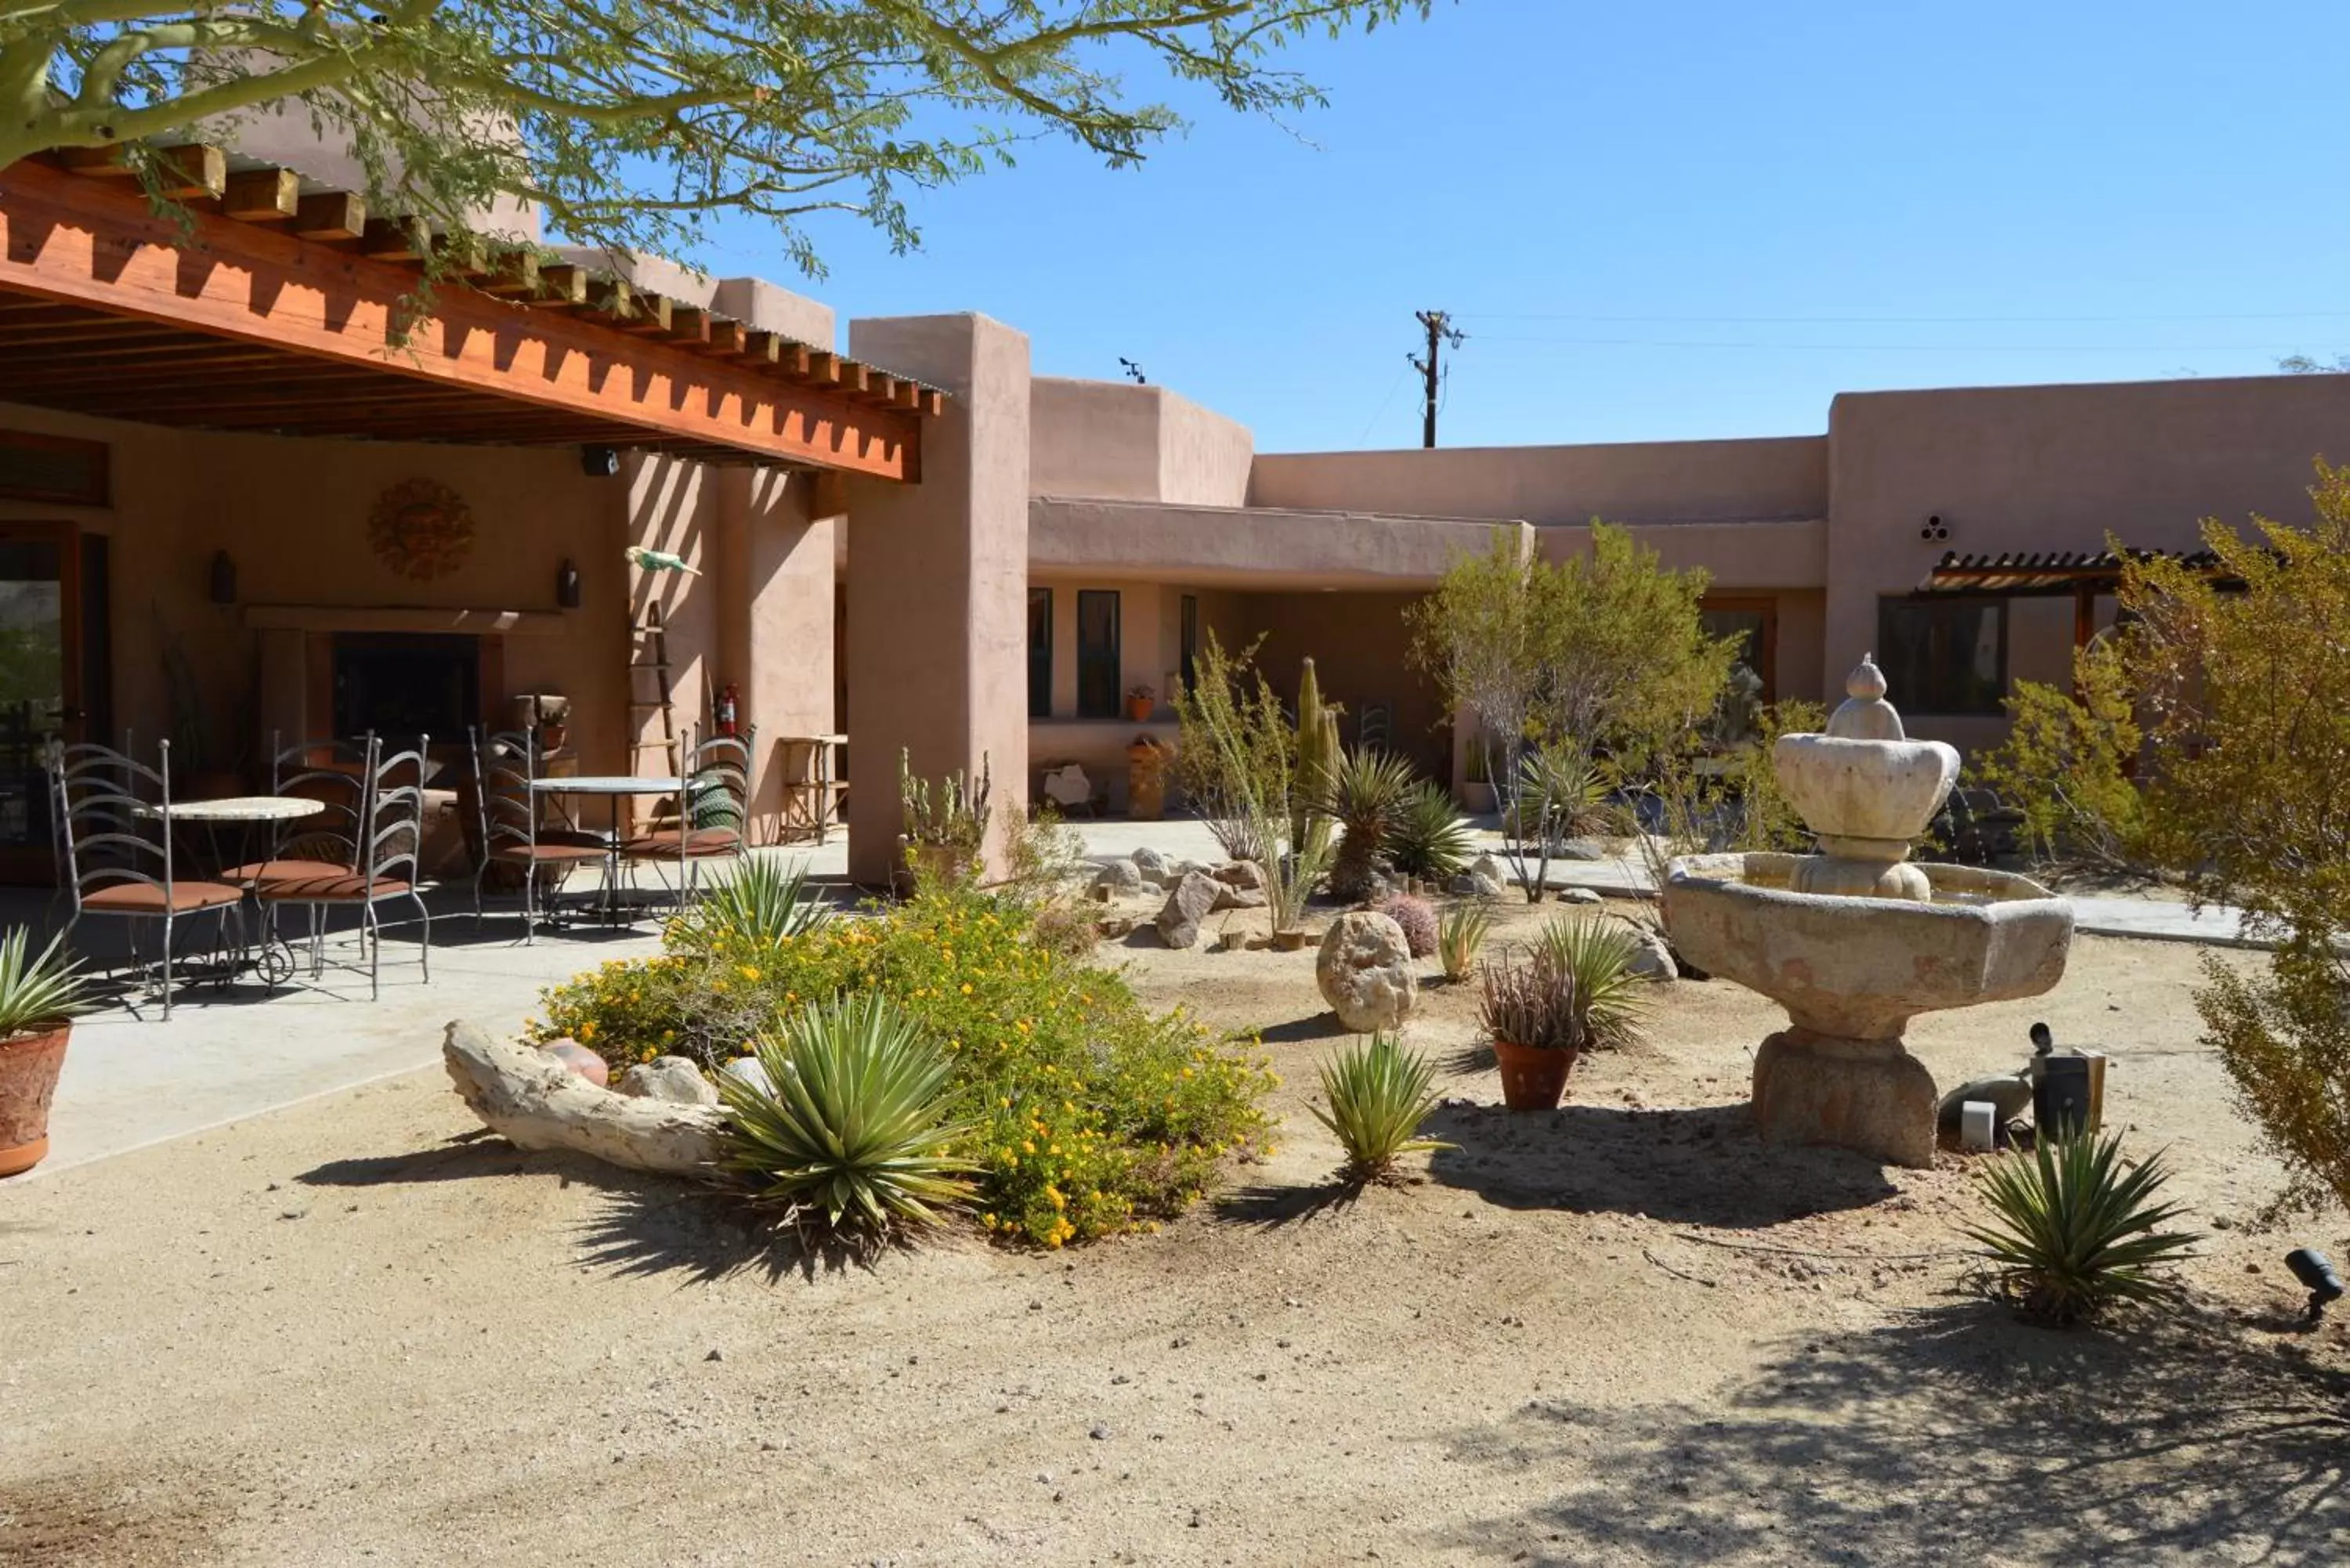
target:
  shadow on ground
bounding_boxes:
[1422,1099,1898,1226]
[1430,1301,2350,1566]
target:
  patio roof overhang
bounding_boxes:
[1912,547,2238,599]
[0,150,938,477]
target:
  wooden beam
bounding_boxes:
[703,317,746,355]
[890,378,924,411]
[0,160,921,478]
[291,190,367,242]
[920,389,945,417]
[222,167,298,222]
[530,263,589,309]
[153,146,227,201]
[357,216,428,262]
[479,249,541,298]
[804,350,841,385]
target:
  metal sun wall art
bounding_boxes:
[369,479,476,580]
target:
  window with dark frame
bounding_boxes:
[0,430,109,508]
[1180,594,1199,694]
[1027,587,1052,718]
[1877,596,2008,716]
[1076,590,1121,720]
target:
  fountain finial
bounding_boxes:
[1827,654,1905,742]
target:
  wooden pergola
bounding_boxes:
[0,148,938,477]
[1914,547,2240,652]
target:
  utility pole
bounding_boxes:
[1409,309,1465,448]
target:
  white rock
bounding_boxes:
[721,1056,776,1097]
[617,1055,720,1106]
[1470,853,1506,883]
[1155,870,1222,949]
[1618,923,1679,982]
[1094,859,1145,894]
[1315,912,1418,1032]
[1131,847,1172,882]
[1449,872,1505,897]
[1212,860,1266,891]
[1211,883,1267,912]
[1558,887,1602,905]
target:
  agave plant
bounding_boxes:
[1386,780,1474,882]
[1311,1032,1452,1183]
[1531,916,1652,1050]
[671,856,830,952]
[719,993,975,1247]
[1437,900,1492,983]
[1322,747,1418,901]
[0,928,88,1041]
[1963,1132,2200,1326]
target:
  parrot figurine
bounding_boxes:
[624,545,700,576]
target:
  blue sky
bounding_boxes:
[697,2,2350,453]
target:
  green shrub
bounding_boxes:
[1963,1132,2200,1326]
[530,883,1275,1248]
[721,993,975,1247]
[1371,893,1437,957]
[1387,780,1473,881]
[1531,916,1651,1050]
[1311,1033,1450,1183]
[1437,900,1491,982]
[1974,664,2147,875]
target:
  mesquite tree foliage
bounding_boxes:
[2,1,1433,268]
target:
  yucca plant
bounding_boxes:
[1437,900,1492,982]
[670,855,830,952]
[1963,1132,2200,1326]
[1311,1032,1452,1183]
[719,993,975,1248]
[0,929,89,1041]
[1387,779,1475,882]
[1323,747,1418,900]
[1531,916,1652,1050]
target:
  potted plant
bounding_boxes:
[1125,683,1156,722]
[0,929,92,1178]
[1477,916,1649,1111]
[898,748,991,894]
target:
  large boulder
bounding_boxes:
[1315,912,1418,1033]
[1093,859,1145,895]
[617,1055,720,1107]
[1470,853,1507,883]
[1131,847,1173,884]
[1155,870,1223,949]
[1211,883,1267,912]
[1213,860,1266,891]
[1618,921,1679,982]
[1448,871,1505,898]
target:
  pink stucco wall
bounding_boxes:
[1029,379,1253,508]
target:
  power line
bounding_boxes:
[1468,334,2321,353]
[1351,362,1413,446]
[1455,308,2350,325]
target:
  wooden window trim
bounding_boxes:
[0,429,109,508]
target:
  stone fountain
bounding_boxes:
[1661,656,2074,1167]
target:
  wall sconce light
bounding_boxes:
[208,549,237,605]
[556,558,582,610]
[580,445,619,479]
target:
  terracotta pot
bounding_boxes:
[0,1023,72,1178]
[1492,1038,1577,1112]
[539,724,569,753]
[1269,927,1309,952]
[1126,697,1155,722]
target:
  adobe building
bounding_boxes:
[6,144,2349,887]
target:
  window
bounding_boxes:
[1026,588,1052,718]
[1076,590,1121,720]
[1878,597,2007,715]
[1701,596,1777,704]
[1179,594,1199,694]
[0,430,108,507]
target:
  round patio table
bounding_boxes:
[530,775,678,923]
[137,797,328,988]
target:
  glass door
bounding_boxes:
[0,523,82,883]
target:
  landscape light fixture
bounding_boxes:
[2284,1248,2344,1323]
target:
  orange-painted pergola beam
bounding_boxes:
[0,158,920,479]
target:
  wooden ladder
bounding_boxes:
[629,604,679,830]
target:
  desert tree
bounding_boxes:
[1,1,1434,270]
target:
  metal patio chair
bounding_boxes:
[619,725,754,906]
[50,737,244,1021]
[468,725,606,941]
[222,730,373,891]
[256,735,433,999]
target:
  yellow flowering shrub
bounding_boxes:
[529,884,1273,1246]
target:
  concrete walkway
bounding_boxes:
[6,815,2256,1182]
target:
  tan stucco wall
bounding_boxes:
[1242,591,1449,782]
[1029,379,1253,507]
[1825,372,2350,750]
[1031,497,1526,589]
[1247,435,1828,526]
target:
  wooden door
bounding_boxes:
[0,522,83,882]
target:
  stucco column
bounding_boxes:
[842,313,1031,885]
[736,469,837,836]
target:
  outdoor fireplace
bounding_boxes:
[331,632,481,744]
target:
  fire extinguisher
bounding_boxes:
[715,682,740,738]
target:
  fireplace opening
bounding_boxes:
[331,633,480,745]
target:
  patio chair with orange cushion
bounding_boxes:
[257,735,433,999]
[220,730,371,891]
[469,725,606,942]
[619,728,753,905]
[50,736,244,1021]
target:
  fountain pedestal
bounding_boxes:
[1753,1029,1939,1169]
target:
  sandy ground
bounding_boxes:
[3,895,2347,1567]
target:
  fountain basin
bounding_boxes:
[1662,852,2073,1040]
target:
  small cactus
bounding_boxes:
[1372,893,1438,958]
